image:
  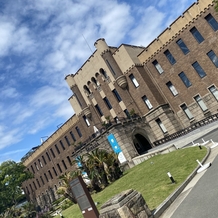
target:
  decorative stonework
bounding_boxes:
[99,189,152,218]
[83,107,91,118]
[116,75,128,89]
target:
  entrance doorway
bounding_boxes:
[133,133,152,155]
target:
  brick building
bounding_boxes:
[22,0,218,207]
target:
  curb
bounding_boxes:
[152,146,211,218]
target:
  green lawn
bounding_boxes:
[57,146,207,218]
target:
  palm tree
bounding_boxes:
[57,172,78,204]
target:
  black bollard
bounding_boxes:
[167,172,175,183]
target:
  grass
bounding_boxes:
[56,146,207,218]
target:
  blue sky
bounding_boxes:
[0,0,196,163]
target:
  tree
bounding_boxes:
[215,0,218,12]
[0,160,33,214]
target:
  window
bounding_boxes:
[50,148,55,158]
[60,140,65,150]
[52,167,58,176]
[33,181,37,190]
[31,165,35,174]
[112,89,122,102]
[166,81,178,96]
[190,27,204,43]
[57,163,62,173]
[129,74,139,88]
[38,159,43,168]
[95,104,103,117]
[36,179,40,188]
[44,173,49,182]
[29,184,33,192]
[83,85,91,95]
[83,115,90,127]
[100,68,108,78]
[209,85,218,100]
[46,152,51,161]
[152,60,164,74]
[192,62,206,78]
[205,14,218,31]
[124,109,130,118]
[40,176,45,185]
[181,104,194,119]
[106,59,116,75]
[64,136,70,146]
[142,95,153,109]
[156,118,167,133]
[91,77,100,87]
[194,95,208,112]
[176,39,190,55]
[70,131,76,142]
[76,126,82,137]
[179,72,192,87]
[34,162,39,171]
[164,49,176,65]
[42,155,46,165]
[55,144,60,154]
[207,50,218,67]
[67,156,72,166]
[103,97,112,109]
[48,170,53,179]
[62,160,67,170]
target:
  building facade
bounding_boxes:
[22,0,218,207]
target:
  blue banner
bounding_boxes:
[107,133,122,154]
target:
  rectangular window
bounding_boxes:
[29,184,33,192]
[112,89,122,102]
[106,59,116,75]
[176,39,190,55]
[166,81,178,96]
[194,95,208,112]
[192,61,206,78]
[36,179,40,188]
[60,140,65,150]
[152,60,164,74]
[83,115,90,127]
[142,95,153,109]
[179,72,192,87]
[40,176,44,185]
[67,156,72,166]
[50,148,55,158]
[103,97,112,109]
[44,173,48,182]
[181,104,194,120]
[76,126,82,137]
[190,27,204,43]
[57,163,62,173]
[164,49,176,65]
[55,144,60,154]
[52,167,58,176]
[33,181,37,190]
[65,136,71,146]
[129,74,139,88]
[70,131,76,142]
[48,170,53,179]
[34,162,39,171]
[31,165,35,174]
[62,160,67,170]
[95,104,103,117]
[124,109,130,118]
[38,159,43,168]
[205,14,218,31]
[46,152,51,161]
[42,155,47,165]
[207,50,218,67]
[156,118,167,133]
[209,85,218,100]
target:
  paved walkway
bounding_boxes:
[159,121,218,218]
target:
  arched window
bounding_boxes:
[91,77,100,87]
[83,85,91,94]
[100,68,108,78]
